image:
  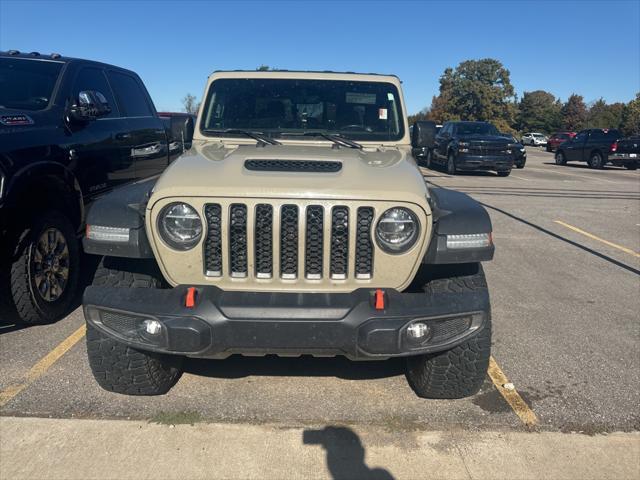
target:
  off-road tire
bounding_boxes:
[86,257,182,395]
[447,152,457,175]
[497,169,511,177]
[405,263,491,399]
[555,151,566,165]
[4,210,80,325]
[588,152,604,169]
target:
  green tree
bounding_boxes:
[517,90,561,133]
[621,93,640,135]
[256,65,271,71]
[182,93,199,114]
[585,99,625,129]
[560,94,588,131]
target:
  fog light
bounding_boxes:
[407,322,430,340]
[142,319,162,335]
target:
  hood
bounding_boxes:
[458,134,511,144]
[150,141,428,207]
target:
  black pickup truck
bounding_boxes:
[554,128,638,170]
[427,121,514,176]
[0,50,191,325]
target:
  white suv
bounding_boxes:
[522,132,547,146]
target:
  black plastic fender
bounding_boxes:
[82,177,156,258]
[424,187,494,264]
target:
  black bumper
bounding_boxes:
[456,155,513,171]
[83,285,489,360]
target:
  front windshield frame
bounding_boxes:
[455,122,499,136]
[199,77,405,142]
[0,57,64,111]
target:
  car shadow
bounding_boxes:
[542,162,632,171]
[303,426,395,480]
[184,355,405,381]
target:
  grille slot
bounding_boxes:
[305,206,324,279]
[280,205,299,279]
[254,204,273,278]
[245,159,342,173]
[330,206,349,279]
[229,204,248,277]
[204,204,223,276]
[355,207,374,278]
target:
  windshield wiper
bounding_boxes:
[202,129,281,146]
[281,132,362,149]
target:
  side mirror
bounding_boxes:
[411,121,438,148]
[67,91,111,124]
[168,115,195,152]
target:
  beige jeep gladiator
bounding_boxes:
[82,70,495,398]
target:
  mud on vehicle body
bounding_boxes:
[82,70,495,398]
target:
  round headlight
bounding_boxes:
[158,202,202,250]
[375,207,419,254]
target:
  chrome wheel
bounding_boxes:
[31,227,70,302]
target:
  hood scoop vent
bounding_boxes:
[245,159,342,173]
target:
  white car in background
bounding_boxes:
[521,132,548,146]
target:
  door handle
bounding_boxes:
[131,143,162,158]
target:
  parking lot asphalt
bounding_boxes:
[1,147,639,435]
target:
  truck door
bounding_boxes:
[106,70,169,180]
[67,66,136,198]
[434,123,450,161]
[564,130,588,162]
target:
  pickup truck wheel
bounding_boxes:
[624,162,638,170]
[405,264,491,399]
[555,151,566,165]
[6,210,80,325]
[425,149,433,168]
[588,152,604,169]
[497,170,511,177]
[516,159,526,169]
[447,152,457,175]
[86,258,182,395]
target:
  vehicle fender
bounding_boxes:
[82,177,157,258]
[423,187,494,264]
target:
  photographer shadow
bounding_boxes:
[303,426,395,480]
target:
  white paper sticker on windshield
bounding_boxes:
[387,93,394,101]
[346,92,376,104]
[378,108,388,120]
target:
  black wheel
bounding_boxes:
[405,264,491,399]
[5,210,80,325]
[425,149,433,168]
[497,169,511,177]
[86,257,182,395]
[446,152,457,175]
[555,151,566,165]
[587,152,604,169]
[624,162,638,170]
[515,159,526,169]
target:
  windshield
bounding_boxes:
[455,123,499,136]
[0,58,63,110]
[200,78,404,142]
[533,133,545,138]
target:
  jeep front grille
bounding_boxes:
[203,203,374,281]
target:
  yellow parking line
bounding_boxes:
[0,324,86,408]
[554,220,640,258]
[488,356,538,427]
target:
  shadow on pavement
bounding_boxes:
[184,355,404,380]
[542,162,637,172]
[303,426,395,480]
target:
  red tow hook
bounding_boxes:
[185,287,197,308]
[374,289,385,311]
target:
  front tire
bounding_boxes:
[405,264,491,399]
[86,257,182,395]
[425,149,433,169]
[5,210,80,325]
[497,169,511,177]
[516,159,526,169]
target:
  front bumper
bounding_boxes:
[83,285,490,360]
[456,155,513,171]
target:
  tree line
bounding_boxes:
[408,58,640,136]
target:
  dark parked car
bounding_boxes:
[427,121,514,176]
[546,132,576,152]
[554,128,638,169]
[410,120,440,165]
[0,50,189,325]
[500,133,526,168]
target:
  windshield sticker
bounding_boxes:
[346,92,376,105]
[378,108,388,120]
[387,93,395,101]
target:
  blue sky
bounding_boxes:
[1,0,638,113]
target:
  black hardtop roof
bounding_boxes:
[0,50,135,73]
